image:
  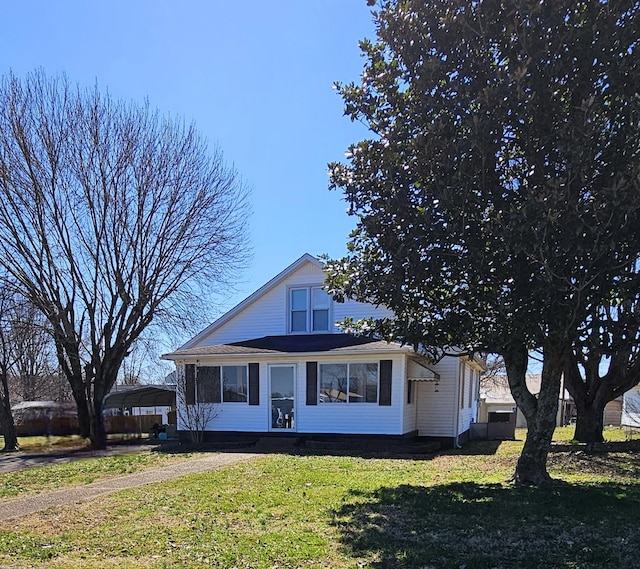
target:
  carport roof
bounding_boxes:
[103,384,176,408]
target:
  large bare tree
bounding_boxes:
[0,70,249,449]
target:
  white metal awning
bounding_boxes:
[407,358,440,382]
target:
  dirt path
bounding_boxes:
[0,451,257,521]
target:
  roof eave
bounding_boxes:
[162,346,413,361]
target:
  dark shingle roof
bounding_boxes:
[162,334,408,359]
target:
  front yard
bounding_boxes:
[1,428,639,568]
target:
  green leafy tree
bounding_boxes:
[566,283,640,443]
[326,0,640,484]
[0,70,249,449]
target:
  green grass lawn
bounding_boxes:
[1,433,154,450]
[1,431,640,568]
[0,449,200,501]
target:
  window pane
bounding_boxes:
[312,287,329,308]
[291,289,307,310]
[222,366,247,402]
[291,289,308,332]
[197,366,220,403]
[291,310,307,332]
[319,364,347,403]
[312,309,329,331]
[349,363,378,403]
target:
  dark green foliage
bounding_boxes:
[327,0,640,483]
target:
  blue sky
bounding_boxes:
[0,1,376,323]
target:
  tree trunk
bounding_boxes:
[0,373,19,451]
[564,349,640,445]
[88,360,122,450]
[504,339,567,485]
[0,400,19,452]
[573,401,605,443]
[514,426,553,484]
[69,376,92,439]
[90,400,108,450]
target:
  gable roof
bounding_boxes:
[481,374,541,404]
[162,333,411,360]
[179,253,324,350]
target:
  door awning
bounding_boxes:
[407,358,440,382]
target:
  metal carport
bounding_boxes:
[103,384,176,409]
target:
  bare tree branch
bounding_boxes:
[0,70,250,448]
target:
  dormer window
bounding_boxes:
[290,286,330,333]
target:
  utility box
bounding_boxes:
[487,410,516,440]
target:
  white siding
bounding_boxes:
[200,281,288,345]
[458,363,477,434]
[403,360,431,433]
[171,254,474,438]
[403,378,417,433]
[176,353,406,435]
[301,354,405,435]
[414,356,460,437]
[622,389,640,427]
[334,297,394,324]
[195,260,392,346]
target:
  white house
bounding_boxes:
[162,254,483,447]
[480,374,572,428]
[622,388,640,428]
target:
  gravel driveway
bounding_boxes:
[0,446,258,521]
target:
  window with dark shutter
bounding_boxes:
[248,363,260,405]
[185,364,196,405]
[379,360,392,406]
[306,361,318,405]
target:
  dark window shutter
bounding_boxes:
[379,360,392,406]
[248,363,260,405]
[185,364,196,405]
[306,361,318,405]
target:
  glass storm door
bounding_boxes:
[269,365,296,431]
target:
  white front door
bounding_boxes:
[269,365,296,432]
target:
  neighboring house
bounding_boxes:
[604,397,623,427]
[162,254,483,447]
[11,400,78,437]
[481,374,623,428]
[480,374,572,428]
[622,388,640,428]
